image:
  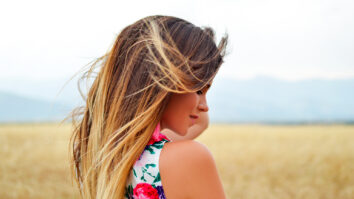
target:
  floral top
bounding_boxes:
[125,123,171,199]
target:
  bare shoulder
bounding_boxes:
[160,140,227,199]
[161,140,216,167]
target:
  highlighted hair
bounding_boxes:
[69,15,227,199]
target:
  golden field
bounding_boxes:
[0,123,354,199]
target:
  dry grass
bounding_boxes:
[1,123,354,199]
[197,125,354,199]
[0,123,79,199]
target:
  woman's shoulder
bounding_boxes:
[159,140,226,199]
[161,140,213,163]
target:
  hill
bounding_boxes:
[0,76,353,123]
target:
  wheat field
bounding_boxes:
[0,123,353,199]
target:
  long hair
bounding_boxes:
[69,15,228,199]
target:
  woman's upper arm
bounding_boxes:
[160,140,227,199]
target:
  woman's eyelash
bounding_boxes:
[196,90,203,95]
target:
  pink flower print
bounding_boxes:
[133,183,159,199]
[147,123,170,145]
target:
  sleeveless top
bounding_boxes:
[125,123,171,199]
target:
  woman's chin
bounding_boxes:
[161,127,187,137]
[172,129,187,137]
[173,128,188,137]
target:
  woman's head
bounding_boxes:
[161,82,211,136]
[70,15,227,199]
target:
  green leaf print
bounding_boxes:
[145,145,155,154]
[133,168,137,177]
[145,163,156,169]
[141,166,156,181]
[140,174,146,182]
[153,172,161,183]
[152,141,165,149]
[125,184,133,199]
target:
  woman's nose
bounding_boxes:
[198,102,209,112]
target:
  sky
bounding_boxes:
[0,0,353,82]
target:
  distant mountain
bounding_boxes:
[0,77,84,106]
[207,76,354,123]
[0,91,72,123]
[0,76,353,123]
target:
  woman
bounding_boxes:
[70,15,228,199]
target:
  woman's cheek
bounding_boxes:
[190,93,199,109]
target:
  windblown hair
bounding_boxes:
[69,15,228,199]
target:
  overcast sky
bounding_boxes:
[1,0,353,82]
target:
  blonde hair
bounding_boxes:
[69,15,228,199]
